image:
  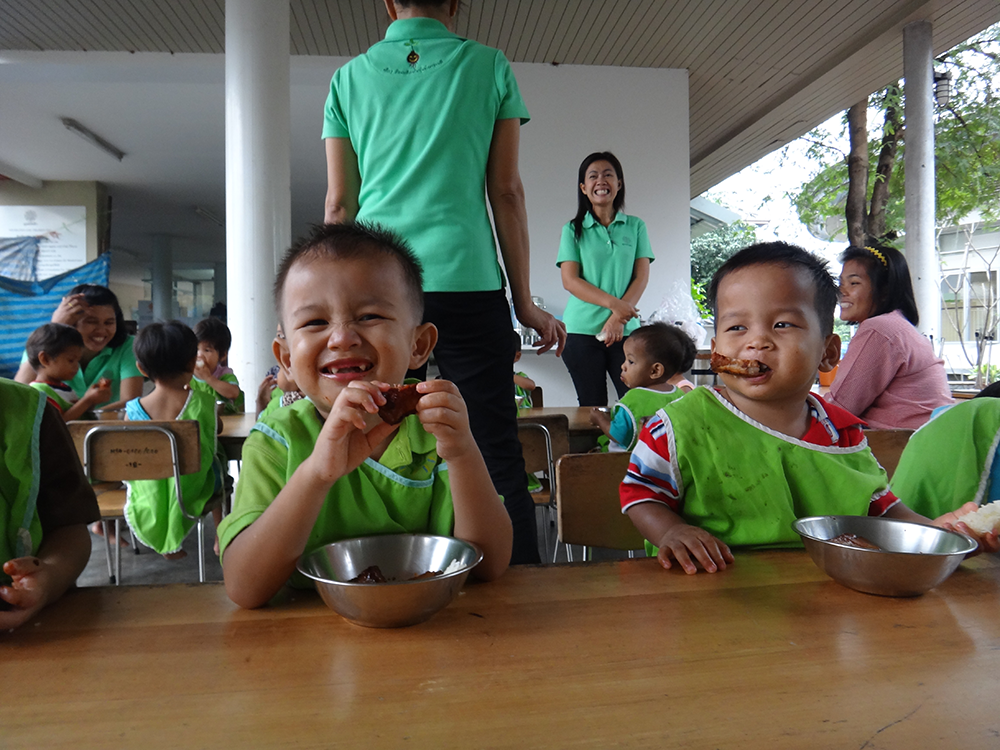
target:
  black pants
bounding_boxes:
[409,290,540,564]
[562,332,628,406]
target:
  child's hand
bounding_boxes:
[412,380,475,461]
[83,378,112,407]
[305,382,398,486]
[256,373,277,414]
[193,357,213,381]
[0,557,53,630]
[590,407,611,429]
[654,524,734,574]
[933,502,1000,555]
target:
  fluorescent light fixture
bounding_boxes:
[194,206,224,228]
[933,70,952,108]
[60,117,126,161]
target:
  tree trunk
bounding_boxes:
[868,83,902,241]
[845,99,869,246]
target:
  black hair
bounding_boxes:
[133,321,198,381]
[68,284,129,350]
[194,316,232,356]
[628,323,697,379]
[708,241,840,337]
[25,323,84,370]
[274,222,424,322]
[571,152,626,240]
[839,239,920,326]
[975,382,1000,399]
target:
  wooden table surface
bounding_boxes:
[3,552,998,748]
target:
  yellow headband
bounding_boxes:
[865,246,888,267]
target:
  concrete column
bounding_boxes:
[903,21,941,346]
[225,0,289,398]
[150,234,173,321]
[214,261,227,309]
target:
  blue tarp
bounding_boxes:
[0,253,111,379]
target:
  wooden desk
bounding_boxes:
[218,411,258,460]
[3,553,998,747]
[519,406,601,452]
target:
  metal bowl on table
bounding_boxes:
[297,534,483,628]
[793,515,977,597]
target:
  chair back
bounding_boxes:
[556,452,646,551]
[863,428,913,480]
[67,421,201,482]
[531,386,543,408]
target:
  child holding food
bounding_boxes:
[620,242,999,574]
[218,223,512,608]
[193,316,245,414]
[25,323,111,421]
[591,322,696,452]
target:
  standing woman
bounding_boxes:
[827,241,952,428]
[14,284,143,410]
[323,0,565,564]
[557,152,653,406]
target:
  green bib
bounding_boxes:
[599,385,686,452]
[890,399,1000,517]
[29,381,74,413]
[0,381,47,580]
[653,388,888,551]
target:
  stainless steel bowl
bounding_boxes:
[793,516,977,597]
[297,534,483,627]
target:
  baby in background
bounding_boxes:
[255,326,305,417]
[591,322,697,452]
[193,316,245,414]
[218,222,512,609]
[620,241,999,574]
[123,321,223,560]
[25,322,110,421]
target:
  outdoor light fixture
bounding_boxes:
[194,206,225,228]
[933,70,952,108]
[60,117,126,161]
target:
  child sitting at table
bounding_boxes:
[256,327,305,418]
[124,321,223,560]
[620,241,999,574]
[0,379,99,631]
[193,316,245,414]
[218,222,512,608]
[592,322,696,452]
[25,323,111,421]
[512,335,537,409]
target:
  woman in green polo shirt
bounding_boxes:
[15,284,142,410]
[557,152,654,406]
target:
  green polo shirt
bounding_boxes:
[556,212,654,335]
[323,17,530,292]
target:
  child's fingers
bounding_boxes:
[2,557,41,579]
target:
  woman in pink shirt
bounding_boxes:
[827,241,953,429]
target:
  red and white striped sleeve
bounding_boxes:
[619,413,683,514]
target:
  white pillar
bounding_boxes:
[903,21,941,344]
[151,234,172,321]
[225,0,289,400]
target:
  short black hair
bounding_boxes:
[839,239,920,326]
[26,323,84,369]
[274,222,424,322]
[194,316,232,356]
[628,323,697,378]
[133,321,198,381]
[708,241,839,336]
[975,381,1000,399]
[69,284,129,349]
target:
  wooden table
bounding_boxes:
[218,411,258,460]
[3,552,998,748]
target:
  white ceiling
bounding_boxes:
[1,0,998,267]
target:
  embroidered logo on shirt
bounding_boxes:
[405,39,419,68]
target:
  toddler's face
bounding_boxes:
[44,345,84,383]
[196,341,221,373]
[278,254,435,416]
[620,337,657,389]
[712,263,839,410]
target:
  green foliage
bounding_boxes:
[690,220,758,288]
[791,23,1000,237]
[976,362,1000,385]
[690,277,711,320]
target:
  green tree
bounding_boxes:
[791,24,1000,244]
[690,220,758,289]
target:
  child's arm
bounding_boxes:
[414,380,512,580]
[513,373,536,391]
[193,361,242,402]
[590,407,613,438]
[61,379,112,422]
[256,373,278,416]
[626,502,734,574]
[223,382,399,608]
[0,524,92,630]
[884,501,1000,554]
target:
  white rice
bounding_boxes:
[443,558,465,575]
[958,501,1000,534]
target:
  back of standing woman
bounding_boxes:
[557,152,654,406]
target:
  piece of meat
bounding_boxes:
[828,533,881,551]
[409,570,443,581]
[710,351,768,377]
[350,565,388,583]
[377,383,421,425]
